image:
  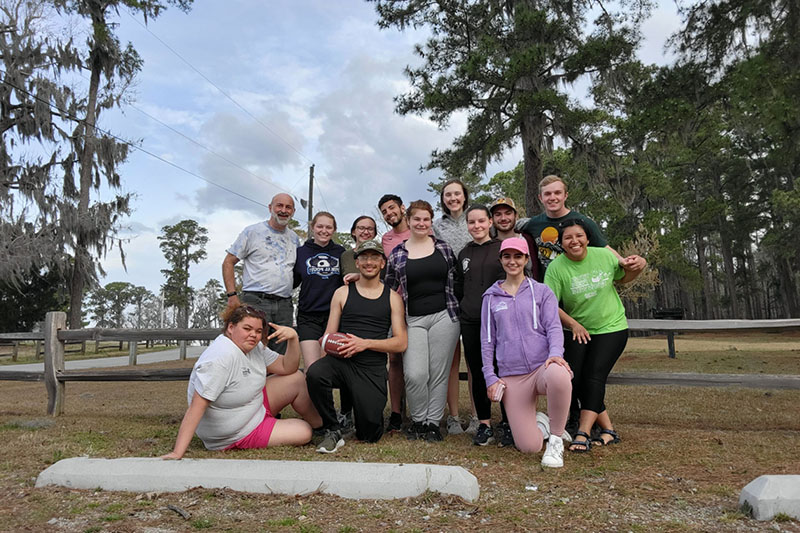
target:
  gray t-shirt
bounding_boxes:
[227,221,301,297]
[187,334,279,450]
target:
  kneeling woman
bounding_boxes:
[544,219,645,452]
[481,238,572,467]
[163,305,322,459]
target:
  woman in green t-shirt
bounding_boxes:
[544,219,645,453]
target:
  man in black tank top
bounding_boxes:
[306,240,407,452]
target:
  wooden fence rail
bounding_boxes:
[1,312,800,415]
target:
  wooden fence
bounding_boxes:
[1,312,799,416]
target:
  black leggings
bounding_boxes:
[563,329,628,414]
[461,320,492,420]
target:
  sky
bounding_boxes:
[90,0,683,298]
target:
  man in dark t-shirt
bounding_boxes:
[306,240,407,452]
[520,175,646,280]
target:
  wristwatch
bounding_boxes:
[226,291,238,298]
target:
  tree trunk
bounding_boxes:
[520,113,544,217]
[776,257,800,317]
[695,231,714,319]
[715,214,740,318]
[67,44,101,328]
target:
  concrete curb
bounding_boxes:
[36,457,480,502]
[740,475,800,520]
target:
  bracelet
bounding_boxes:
[226,291,238,298]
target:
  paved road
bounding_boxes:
[1,346,205,372]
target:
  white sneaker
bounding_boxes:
[536,411,550,440]
[465,416,480,435]
[541,435,564,468]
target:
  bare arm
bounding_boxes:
[266,324,301,375]
[222,253,241,308]
[162,392,210,459]
[323,287,346,336]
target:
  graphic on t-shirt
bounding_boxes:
[306,253,340,279]
[569,268,612,300]
[536,225,563,270]
[461,257,471,274]
[492,301,508,312]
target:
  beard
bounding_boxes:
[271,208,291,226]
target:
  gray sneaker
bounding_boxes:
[446,415,464,435]
[465,416,480,435]
[316,429,344,454]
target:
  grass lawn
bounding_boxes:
[1,332,799,532]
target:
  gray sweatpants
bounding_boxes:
[403,310,461,425]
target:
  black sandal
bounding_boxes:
[568,431,591,453]
[592,429,620,446]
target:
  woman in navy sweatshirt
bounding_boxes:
[294,212,345,369]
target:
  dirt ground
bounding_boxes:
[1,333,799,532]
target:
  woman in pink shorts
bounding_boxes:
[163,305,321,459]
[480,238,572,468]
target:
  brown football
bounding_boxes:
[320,332,349,357]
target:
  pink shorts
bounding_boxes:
[225,387,277,450]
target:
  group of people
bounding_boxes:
[164,175,646,469]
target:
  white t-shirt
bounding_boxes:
[187,334,279,450]
[227,221,300,297]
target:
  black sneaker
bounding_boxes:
[424,423,443,442]
[472,423,495,446]
[387,411,403,433]
[405,421,426,440]
[497,421,515,448]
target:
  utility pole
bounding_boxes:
[307,164,314,226]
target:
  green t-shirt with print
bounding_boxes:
[544,247,627,335]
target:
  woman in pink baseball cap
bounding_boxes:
[480,237,573,468]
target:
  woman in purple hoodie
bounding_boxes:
[480,237,572,468]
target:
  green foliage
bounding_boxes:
[158,219,208,329]
[0,268,69,332]
[372,0,651,214]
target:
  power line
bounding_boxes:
[128,103,287,194]
[125,10,316,169]
[0,72,269,210]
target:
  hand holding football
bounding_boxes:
[320,332,349,357]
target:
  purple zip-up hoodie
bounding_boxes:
[480,277,564,387]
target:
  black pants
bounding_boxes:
[306,356,387,442]
[564,329,628,414]
[461,320,492,420]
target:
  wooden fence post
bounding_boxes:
[179,340,187,360]
[12,341,18,362]
[34,340,42,360]
[44,311,66,416]
[667,332,676,359]
[128,341,138,366]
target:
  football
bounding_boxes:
[320,332,349,357]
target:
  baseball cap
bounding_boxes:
[489,197,517,213]
[354,239,385,258]
[499,237,529,255]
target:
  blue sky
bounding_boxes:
[93,0,682,297]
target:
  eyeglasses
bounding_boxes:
[355,226,376,233]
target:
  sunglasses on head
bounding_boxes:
[242,305,266,320]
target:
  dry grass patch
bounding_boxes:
[1,371,800,532]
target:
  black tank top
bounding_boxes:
[340,283,392,365]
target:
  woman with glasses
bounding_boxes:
[341,215,379,280]
[162,305,321,459]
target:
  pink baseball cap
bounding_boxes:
[499,237,529,255]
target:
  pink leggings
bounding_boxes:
[502,364,572,453]
[225,387,278,450]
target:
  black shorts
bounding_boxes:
[296,311,329,342]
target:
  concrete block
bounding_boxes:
[36,457,479,502]
[739,475,800,520]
